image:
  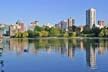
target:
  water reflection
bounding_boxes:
[0,39,4,72]
[0,38,108,71]
[86,44,96,69]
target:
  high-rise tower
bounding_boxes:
[86,8,96,29]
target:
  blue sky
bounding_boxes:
[0,0,108,26]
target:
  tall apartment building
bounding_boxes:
[86,8,96,29]
[68,17,75,31]
[61,20,68,32]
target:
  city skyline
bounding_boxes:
[0,0,107,26]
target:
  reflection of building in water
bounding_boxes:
[98,47,105,55]
[68,48,75,59]
[98,40,107,55]
[0,39,3,56]
[0,39,3,48]
[46,47,52,54]
[57,39,75,59]
[5,39,40,55]
[9,39,27,55]
[58,40,69,57]
[80,40,84,50]
[65,40,69,56]
[86,44,96,69]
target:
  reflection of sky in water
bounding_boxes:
[0,38,108,72]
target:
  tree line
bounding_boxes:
[12,25,108,38]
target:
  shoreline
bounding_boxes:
[3,37,108,39]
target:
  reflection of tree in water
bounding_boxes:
[10,38,108,53]
[33,39,61,54]
[9,39,28,55]
[98,39,108,55]
[7,38,108,69]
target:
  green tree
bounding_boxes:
[72,32,77,37]
[41,31,49,37]
[99,28,108,37]
[15,32,22,38]
[49,27,60,37]
[22,32,28,38]
[105,29,108,36]
[99,30,104,37]
[44,26,50,32]
[34,26,43,32]
[27,30,35,37]
[63,32,69,37]
[91,27,100,36]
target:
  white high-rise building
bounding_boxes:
[86,8,96,29]
[61,20,68,32]
[68,17,75,31]
[68,17,75,27]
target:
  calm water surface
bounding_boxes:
[0,38,108,72]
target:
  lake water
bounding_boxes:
[0,38,108,72]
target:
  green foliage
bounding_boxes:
[22,32,28,38]
[34,26,43,32]
[15,32,22,38]
[41,31,49,37]
[82,27,101,37]
[99,28,108,37]
[38,31,49,37]
[15,32,28,38]
[72,32,77,37]
[49,27,60,37]
[63,32,69,37]
[69,32,77,37]
[27,30,36,37]
[91,27,100,36]
[80,34,95,37]
[72,25,77,32]
[44,26,50,32]
[82,29,91,34]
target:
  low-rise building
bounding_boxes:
[29,20,39,31]
[97,20,104,29]
[9,24,17,36]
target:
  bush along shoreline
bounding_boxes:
[10,26,108,38]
